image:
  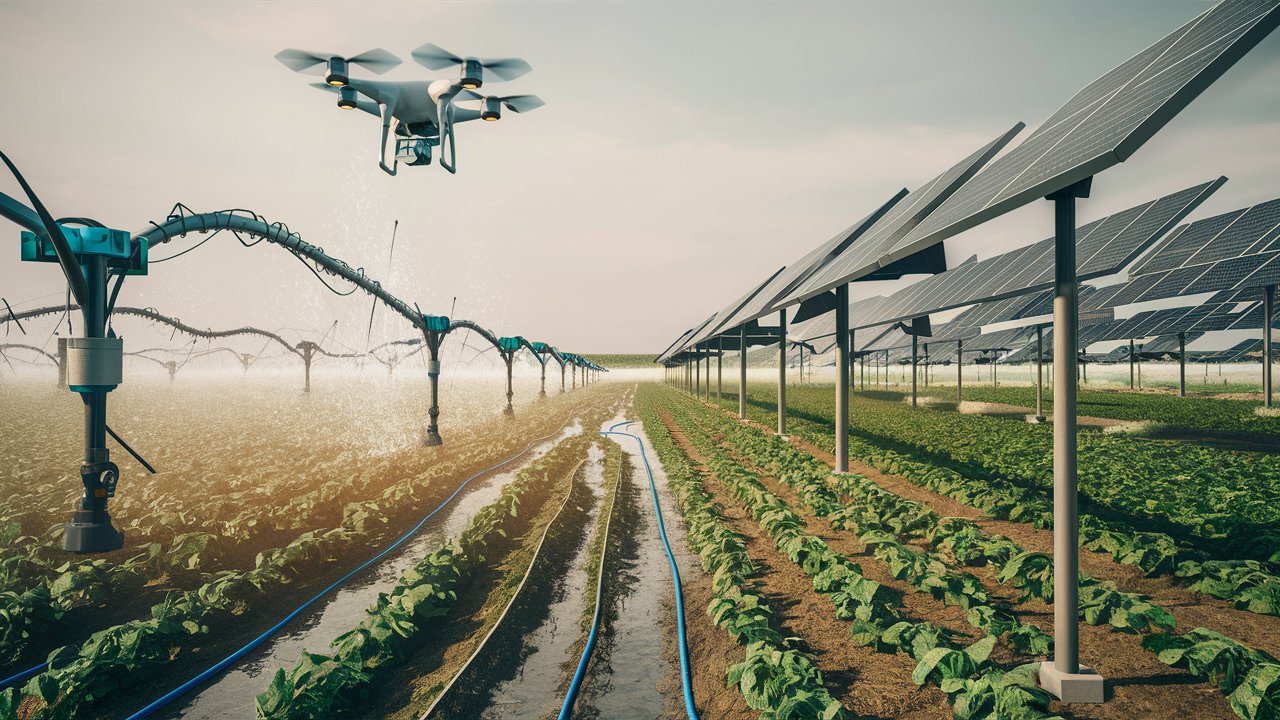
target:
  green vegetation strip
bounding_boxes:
[635,388,845,719]
[659,391,1059,719]
[255,431,594,719]
[689,386,1280,718]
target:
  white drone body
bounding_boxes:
[275,43,545,175]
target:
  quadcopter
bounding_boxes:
[275,43,544,176]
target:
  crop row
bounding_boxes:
[685,387,1280,718]
[255,428,594,718]
[728,386,1280,618]
[0,399,602,720]
[926,385,1280,436]
[660,394,1062,718]
[0,395,597,676]
[634,389,846,719]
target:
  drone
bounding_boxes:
[275,43,544,176]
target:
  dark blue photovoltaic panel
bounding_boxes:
[1186,199,1280,263]
[846,181,1219,330]
[1135,265,1209,302]
[1180,253,1275,296]
[881,1,1280,266]
[783,124,1024,304]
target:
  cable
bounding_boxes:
[596,421,699,720]
[0,663,45,691]
[123,414,578,720]
[557,438,624,720]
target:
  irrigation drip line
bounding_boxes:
[598,421,699,720]
[120,414,579,720]
[419,457,587,720]
[558,435,625,720]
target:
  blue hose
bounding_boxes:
[0,662,45,691]
[123,421,574,720]
[560,421,697,720]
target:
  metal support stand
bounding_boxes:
[424,335,443,445]
[957,339,963,403]
[503,352,514,415]
[911,333,918,409]
[1036,326,1045,420]
[1039,177,1104,703]
[1179,332,1186,398]
[1265,285,1274,408]
[778,308,787,436]
[835,283,849,473]
[717,335,723,406]
[540,361,547,398]
[64,255,124,553]
[1129,339,1135,389]
[739,324,747,419]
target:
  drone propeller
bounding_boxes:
[411,43,531,84]
[309,83,380,116]
[456,89,545,118]
[276,48,401,73]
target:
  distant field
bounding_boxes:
[586,353,657,368]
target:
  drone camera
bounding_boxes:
[337,86,358,110]
[325,57,350,87]
[461,59,483,89]
[481,97,502,122]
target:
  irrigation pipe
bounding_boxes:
[419,457,587,720]
[598,421,700,720]
[122,413,581,720]
[557,435,625,720]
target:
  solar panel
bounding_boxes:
[689,267,786,345]
[1131,196,1280,302]
[708,192,907,335]
[780,123,1025,305]
[846,180,1220,330]
[879,0,1280,267]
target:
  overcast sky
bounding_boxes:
[1,1,1277,354]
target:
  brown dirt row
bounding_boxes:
[702,399,1239,719]
[659,410,953,720]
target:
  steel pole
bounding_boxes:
[425,337,442,445]
[717,335,723,406]
[911,333,918,409]
[1129,339,1135,389]
[778,308,787,436]
[1040,179,1103,702]
[1266,285,1274,408]
[739,325,747,419]
[835,283,849,473]
[1037,326,1045,418]
[957,339,963,402]
[1179,332,1186,398]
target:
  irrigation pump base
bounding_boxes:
[1038,662,1104,703]
[63,509,124,553]
[423,430,443,447]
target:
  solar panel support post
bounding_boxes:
[1129,340,1135,389]
[695,350,701,399]
[739,324,747,419]
[717,335,723,407]
[778,308,787,436]
[1037,327,1045,419]
[850,328,857,390]
[911,333,918,409]
[1040,176,1104,703]
[1179,332,1187,398]
[957,339,963,403]
[1265,285,1274,409]
[835,283,850,474]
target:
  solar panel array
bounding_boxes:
[657,1,1280,366]
[782,123,1025,304]
[842,180,1221,330]
[880,1,1280,267]
[1122,197,1280,303]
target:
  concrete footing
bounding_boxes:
[1039,662,1105,703]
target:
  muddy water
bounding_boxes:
[584,419,684,719]
[164,420,584,720]
[479,438,607,719]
